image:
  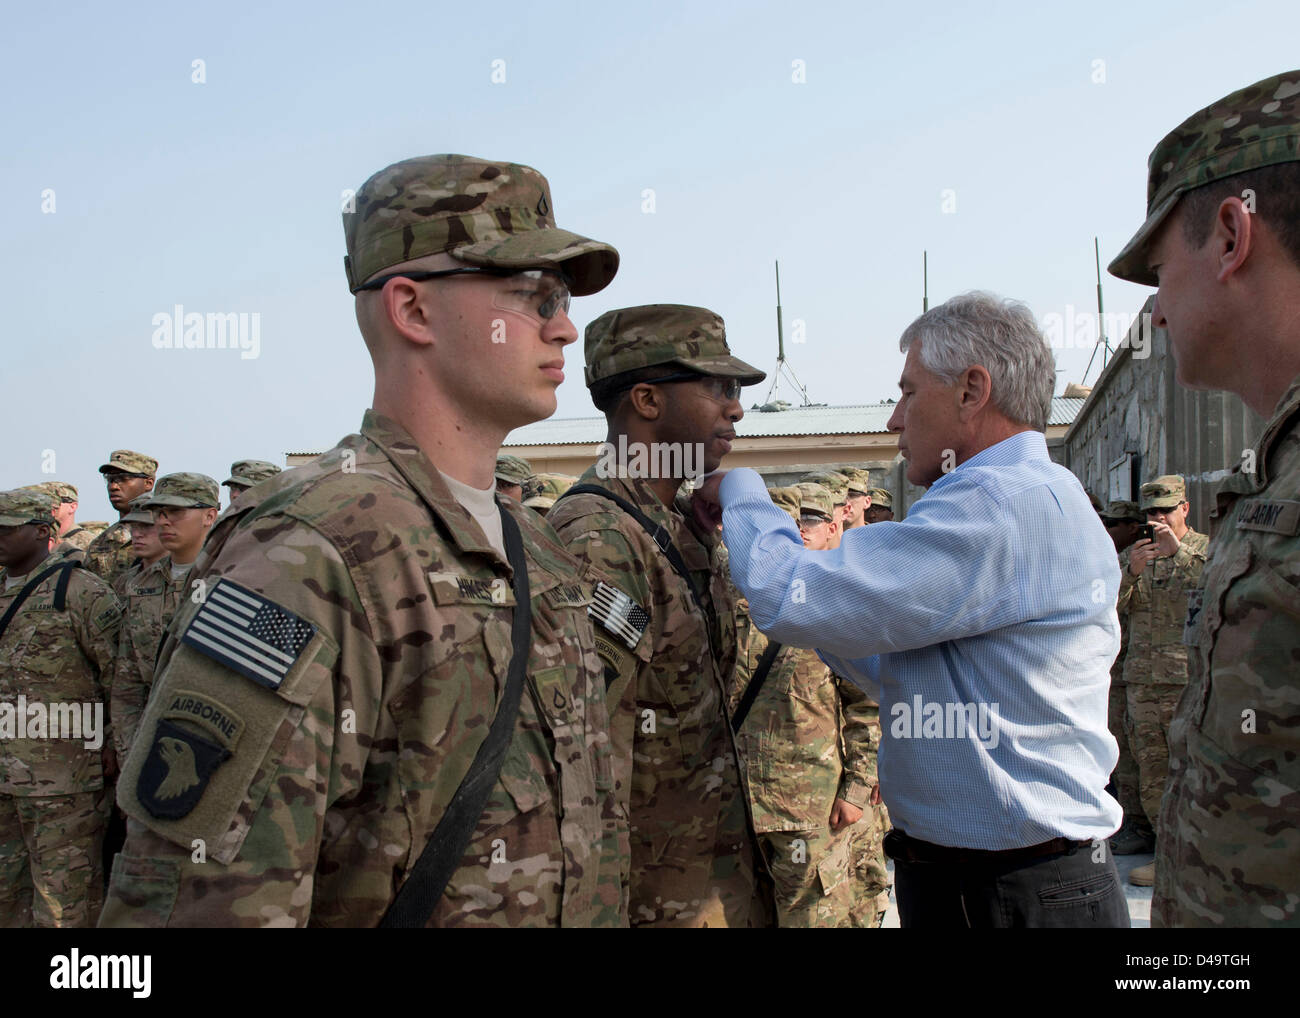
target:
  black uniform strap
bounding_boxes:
[379,504,532,928]
[560,483,717,648]
[0,560,76,641]
[730,640,783,733]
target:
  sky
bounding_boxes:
[3,0,1297,521]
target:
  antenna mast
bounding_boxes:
[763,260,811,405]
[1081,236,1115,385]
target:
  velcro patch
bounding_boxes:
[179,579,317,691]
[543,582,591,610]
[137,718,232,820]
[162,689,244,751]
[93,606,121,632]
[1236,499,1300,535]
[588,581,649,651]
[427,571,515,606]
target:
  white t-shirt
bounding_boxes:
[438,470,506,559]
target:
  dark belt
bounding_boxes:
[883,828,1092,866]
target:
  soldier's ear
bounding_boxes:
[143,477,155,492]
[626,382,664,422]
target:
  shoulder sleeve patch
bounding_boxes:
[93,603,123,633]
[180,579,317,691]
[588,580,649,650]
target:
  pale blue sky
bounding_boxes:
[3,0,1297,520]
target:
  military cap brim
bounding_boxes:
[452,229,619,297]
[145,494,218,509]
[670,353,766,386]
[1108,189,1181,287]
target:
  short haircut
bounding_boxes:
[899,291,1055,432]
[590,365,683,418]
[1179,161,1300,270]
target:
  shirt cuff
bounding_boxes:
[837,780,872,809]
[719,467,770,506]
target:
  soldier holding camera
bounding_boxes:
[1115,475,1207,887]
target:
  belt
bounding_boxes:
[883,829,1092,866]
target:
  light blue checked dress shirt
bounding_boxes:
[720,430,1122,850]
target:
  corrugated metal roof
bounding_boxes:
[504,397,1085,446]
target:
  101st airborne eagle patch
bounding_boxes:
[137,718,232,820]
[179,579,317,691]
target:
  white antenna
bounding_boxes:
[763,260,811,406]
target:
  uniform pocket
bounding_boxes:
[100,853,180,928]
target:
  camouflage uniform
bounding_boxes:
[84,450,158,588]
[99,415,623,928]
[1108,71,1300,926]
[1107,556,1144,827]
[495,455,533,492]
[549,303,771,927]
[111,472,221,760]
[0,492,122,927]
[521,472,576,513]
[100,153,624,928]
[1117,479,1208,831]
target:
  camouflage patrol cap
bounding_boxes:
[842,468,872,495]
[521,472,576,510]
[768,485,802,521]
[0,489,58,528]
[121,494,156,525]
[866,486,893,509]
[343,154,619,296]
[144,472,220,509]
[1110,70,1300,285]
[1140,475,1188,510]
[1102,499,1143,523]
[99,449,158,477]
[800,470,849,505]
[584,305,765,387]
[795,482,834,521]
[22,481,78,503]
[224,460,282,488]
[495,454,533,487]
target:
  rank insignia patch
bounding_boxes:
[588,581,649,650]
[137,718,232,820]
[180,579,316,690]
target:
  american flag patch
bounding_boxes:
[180,580,317,690]
[588,581,649,650]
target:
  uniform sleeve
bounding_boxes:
[550,516,655,702]
[110,601,147,761]
[1115,550,1138,616]
[1171,534,1208,583]
[70,579,122,705]
[835,676,876,806]
[99,516,378,928]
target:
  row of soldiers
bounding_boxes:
[0,455,281,926]
[1093,477,1207,890]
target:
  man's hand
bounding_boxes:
[830,797,863,831]
[1151,521,1181,558]
[1128,538,1159,575]
[102,745,119,783]
[691,470,728,532]
[870,784,881,806]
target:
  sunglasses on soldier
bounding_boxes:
[352,266,572,321]
[629,372,743,404]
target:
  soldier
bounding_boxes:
[98,154,624,928]
[548,303,772,927]
[1103,499,1151,856]
[0,490,122,927]
[840,468,873,530]
[22,482,92,555]
[111,475,221,762]
[222,460,282,507]
[83,450,158,587]
[731,483,875,927]
[521,472,576,515]
[1101,500,1144,554]
[112,495,167,597]
[800,470,850,544]
[1115,476,1207,886]
[494,455,533,502]
[864,486,894,523]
